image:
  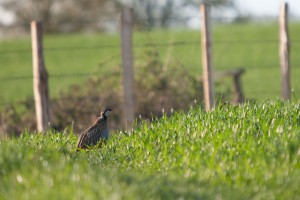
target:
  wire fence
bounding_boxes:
[0,15,300,109]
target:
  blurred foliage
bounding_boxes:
[135,49,203,119]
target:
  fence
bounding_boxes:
[0,3,299,132]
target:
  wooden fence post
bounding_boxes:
[31,21,50,132]
[200,4,215,111]
[121,8,135,128]
[232,69,245,104]
[279,1,291,101]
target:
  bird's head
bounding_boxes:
[101,107,112,118]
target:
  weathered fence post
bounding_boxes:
[279,1,291,101]
[200,4,215,111]
[232,68,245,104]
[31,21,50,132]
[121,8,135,128]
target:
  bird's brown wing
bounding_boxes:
[77,125,97,149]
[76,118,106,149]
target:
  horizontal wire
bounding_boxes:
[2,89,299,107]
[1,39,300,55]
[0,72,101,81]
[1,62,300,82]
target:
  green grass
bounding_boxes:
[1,101,300,199]
[0,23,300,104]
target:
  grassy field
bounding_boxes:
[0,101,300,199]
[0,23,300,104]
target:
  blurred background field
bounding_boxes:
[1,23,300,104]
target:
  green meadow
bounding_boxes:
[0,101,299,199]
[0,23,300,105]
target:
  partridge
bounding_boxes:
[76,107,112,150]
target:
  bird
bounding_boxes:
[76,107,112,151]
